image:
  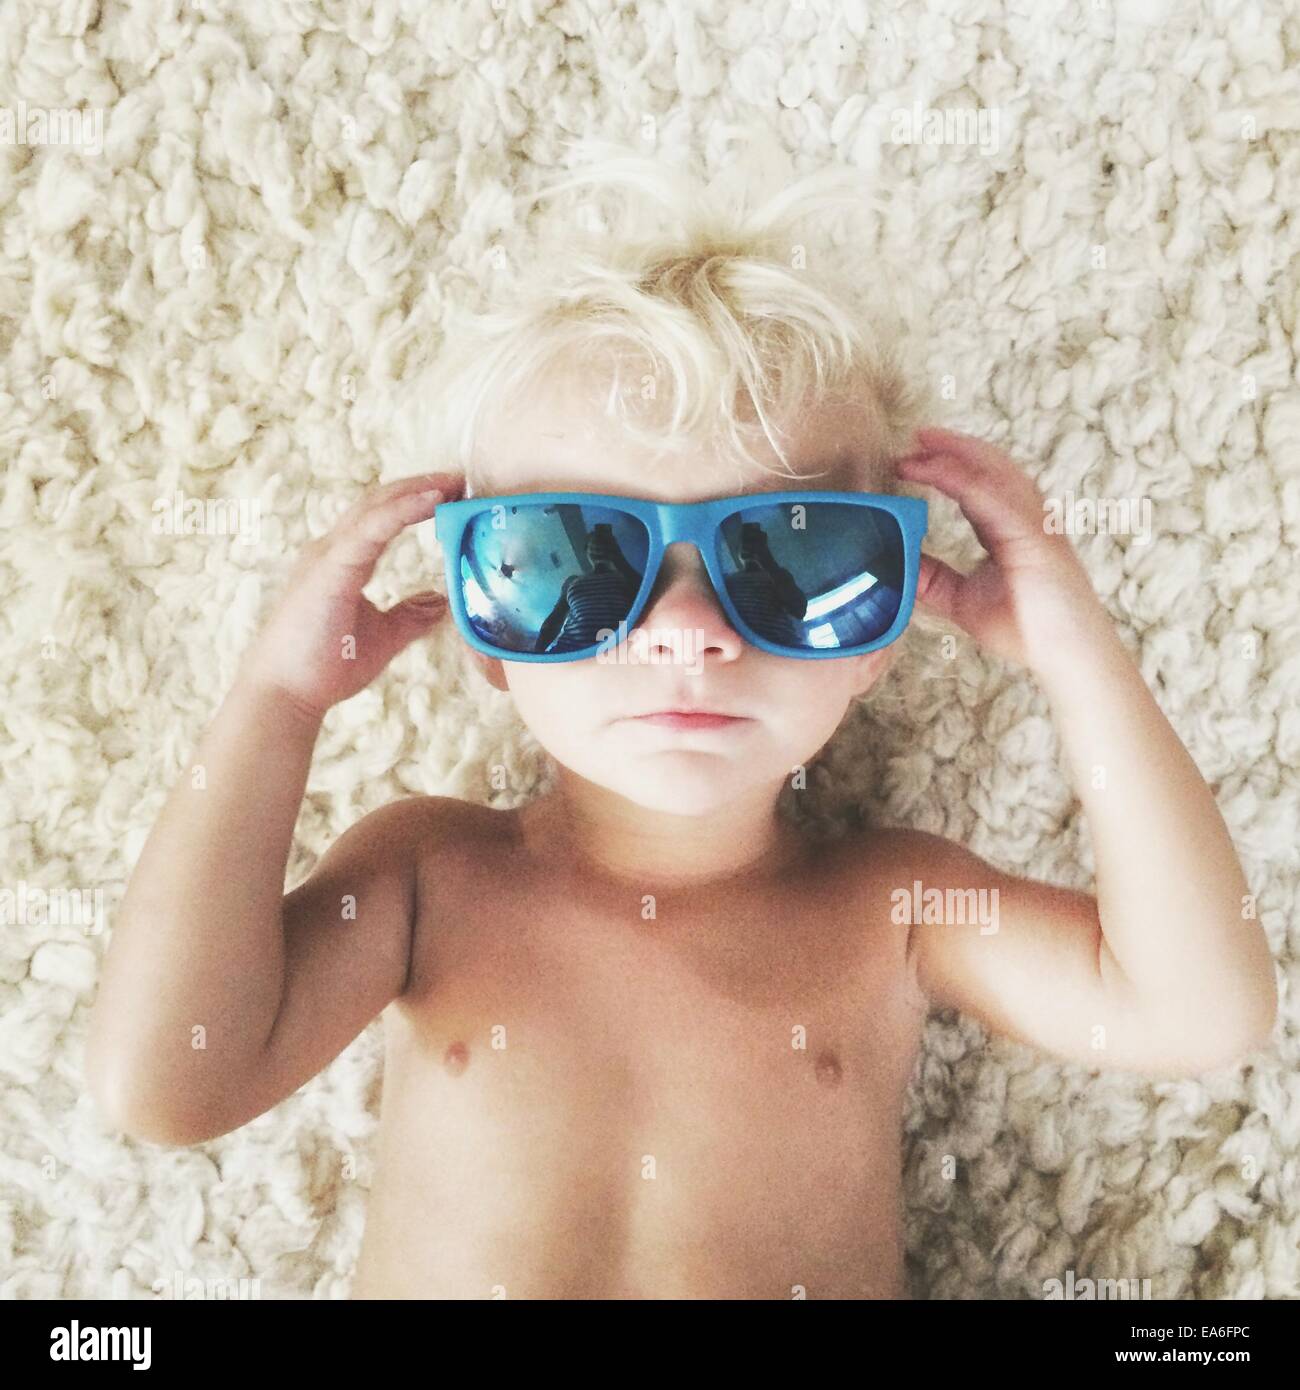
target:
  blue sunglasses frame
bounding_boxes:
[432,490,928,663]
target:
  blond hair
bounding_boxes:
[402,135,932,495]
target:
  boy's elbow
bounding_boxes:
[1228,970,1280,1065]
[85,1059,216,1147]
[1234,994,1278,1065]
[93,1097,216,1147]
[84,1049,136,1136]
[1187,1002,1277,1076]
[1146,964,1278,1077]
[1124,997,1276,1080]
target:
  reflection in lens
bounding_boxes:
[717,502,904,650]
[457,503,648,654]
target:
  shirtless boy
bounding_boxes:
[85,156,1277,1300]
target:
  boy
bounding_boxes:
[84,150,1277,1299]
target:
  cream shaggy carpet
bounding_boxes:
[2,0,1297,1300]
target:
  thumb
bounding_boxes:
[371,591,450,666]
[359,592,449,674]
[386,590,450,633]
[912,553,966,629]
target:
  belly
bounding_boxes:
[352,995,914,1299]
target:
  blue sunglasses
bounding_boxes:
[432,490,928,662]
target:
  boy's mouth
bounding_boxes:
[626,710,751,730]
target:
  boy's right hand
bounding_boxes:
[238,472,462,719]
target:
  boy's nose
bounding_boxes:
[631,542,745,660]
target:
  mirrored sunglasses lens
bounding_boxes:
[716,501,905,650]
[456,502,649,655]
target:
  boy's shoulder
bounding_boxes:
[845,824,1003,928]
[369,793,510,849]
[844,823,954,878]
[323,796,508,889]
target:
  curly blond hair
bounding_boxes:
[402,134,932,496]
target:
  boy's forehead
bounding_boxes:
[473,377,885,500]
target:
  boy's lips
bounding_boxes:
[624,709,752,729]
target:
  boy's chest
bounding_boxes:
[368,837,926,1296]
[399,831,926,1120]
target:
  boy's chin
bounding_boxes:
[602,767,774,818]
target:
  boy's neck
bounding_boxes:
[517,770,807,892]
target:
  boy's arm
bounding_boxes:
[896,428,1277,1079]
[194,793,458,1142]
[85,678,334,1143]
[84,679,426,1147]
[85,474,459,1143]
[899,829,1255,1078]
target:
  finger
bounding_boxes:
[897,449,1044,556]
[897,429,1034,500]
[906,426,1012,469]
[320,486,449,597]
[326,471,463,537]
[900,427,1027,482]
[904,429,1050,525]
[912,551,968,628]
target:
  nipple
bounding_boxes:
[814,1050,842,1087]
[443,1040,470,1075]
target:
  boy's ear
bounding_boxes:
[468,649,510,692]
[850,645,897,698]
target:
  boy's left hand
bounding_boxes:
[896,426,1114,673]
